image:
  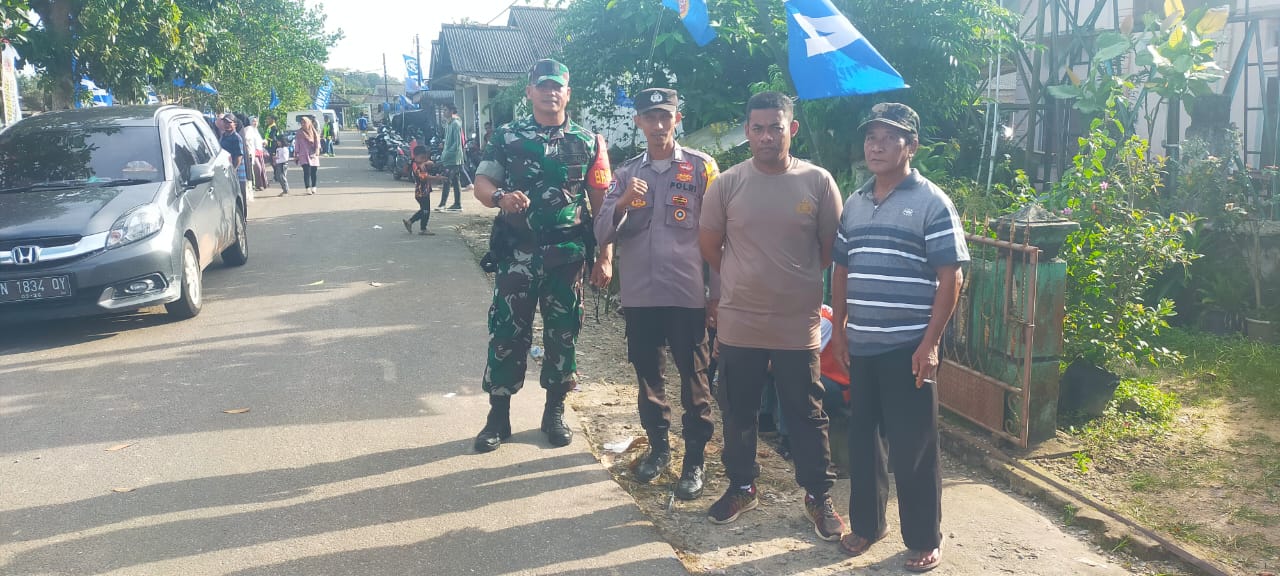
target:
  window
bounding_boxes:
[178,121,214,164]
[171,126,196,183]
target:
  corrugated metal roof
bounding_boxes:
[507,6,564,59]
[439,24,536,77]
[429,7,565,90]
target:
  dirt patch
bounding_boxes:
[1037,376,1280,576]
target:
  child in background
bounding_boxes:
[403,148,445,235]
[273,136,291,197]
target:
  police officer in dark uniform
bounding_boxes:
[595,88,719,499]
[471,59,614,452]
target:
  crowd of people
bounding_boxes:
[463,58,968,573]
[209,112,338,203]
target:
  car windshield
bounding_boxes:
[0,125,165,191]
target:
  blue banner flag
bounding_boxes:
[269,88,280,109]
[313,76,334,110]
[404,55,421,92]
[661,0,716,47]
[785,0,906,100]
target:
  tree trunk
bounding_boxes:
[36,0,77,109]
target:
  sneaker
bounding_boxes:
[804,493,848,541]
[419,230,436,236]
[447,205,462,212]
[708,484,758,524]
[402,219,413,233]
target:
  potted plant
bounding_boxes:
[1237,169,1279,342]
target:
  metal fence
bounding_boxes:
[938,231,1040,448]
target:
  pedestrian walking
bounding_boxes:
[698,91,847,542]
[216,113,246,208]
[403,148,446,235]
[438,104,464,212]
[470,58,614,453]
[829,103,967,572]
[357,114,369,141]
[244,116,268,193]
[272,136,291,196]
[295,116,320,195]
[594,88,718,501]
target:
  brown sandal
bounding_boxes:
[839,528,888,557]
[904,547,941,572]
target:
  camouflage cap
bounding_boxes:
[635,88,678,114]
[859,102,919,135]
[529,59,570,87]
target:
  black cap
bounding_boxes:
[635,88,678,114]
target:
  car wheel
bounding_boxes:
[221,202,249,266]
[165,238,203,319]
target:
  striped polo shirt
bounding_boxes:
[835,169,969,356]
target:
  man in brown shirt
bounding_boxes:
[698,91,846,542]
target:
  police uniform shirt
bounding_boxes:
[595,145,719,309]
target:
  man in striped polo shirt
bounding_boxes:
[829,103,967,573]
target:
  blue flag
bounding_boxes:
[404,55,421,92]
[661,0,716,47]
[268,88,280,110]
[785,0,906,100]
[313,76,334,110]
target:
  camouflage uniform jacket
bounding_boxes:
[476,115,599,269]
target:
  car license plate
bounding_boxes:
[0,275,73,304]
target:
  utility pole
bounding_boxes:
[382,53,390,106]
[415,34,423,91]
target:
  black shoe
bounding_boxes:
[632,447,670,483]
[675,464,705,500]
[474,396,512,453]
[541,396,572,447]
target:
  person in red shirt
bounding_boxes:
[403,148,446,235]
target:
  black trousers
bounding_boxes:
[847,343,942,551]
[408,196,432,230]
[718,344,835,496]
[438,165,462,207]
[623,307,715,456]
[302,164,318,188]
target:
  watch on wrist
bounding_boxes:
[491,189,507,207]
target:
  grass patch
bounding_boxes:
[1067,378,1180,449]
[1230,506,1279,527]
[1157,329,1280,415]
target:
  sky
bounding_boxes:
[308,0,566,76]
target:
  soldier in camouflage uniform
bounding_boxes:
[471,59,614,453]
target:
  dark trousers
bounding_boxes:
[718,344,835,496]
[847,343,942,551]
[302,164,318,188]
[438,165,462,207]
[408,196,432,230]
[623,307,715,457]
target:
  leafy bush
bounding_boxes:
[1036,103,1198,369]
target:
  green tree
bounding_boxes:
[24,0,204,108]
[184,0,341,113]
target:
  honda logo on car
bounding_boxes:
[12,245,40,265]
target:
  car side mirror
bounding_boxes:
[186,163,215,188]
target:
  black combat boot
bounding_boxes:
[474,395,512,453]
[675,441,706,500]
[633,435,671,483]
[541,391,573,447]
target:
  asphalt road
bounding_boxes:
[0,135,687,576]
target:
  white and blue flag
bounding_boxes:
[313,76,334,110]
[404,55,421,92]
[785,0,906,100]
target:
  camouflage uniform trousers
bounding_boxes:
[483,248,585,396]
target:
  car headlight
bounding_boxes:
[106,205,164,249]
